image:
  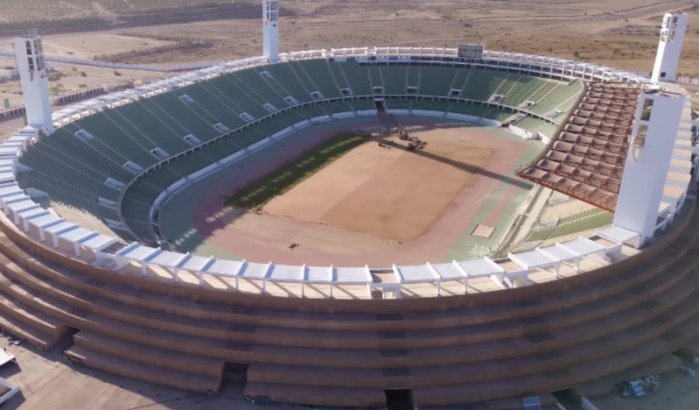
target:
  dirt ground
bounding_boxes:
[194,120,529,266]
[264,132,491,242]
[0,54,161,108]
[91,4,699,76]
[0,333,307,410]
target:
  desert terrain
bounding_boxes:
[0,0,696,109]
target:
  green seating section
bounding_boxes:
[335,62,373,95]
[418,66,460,96]
[529,79,585,115]
[19,58,582,243]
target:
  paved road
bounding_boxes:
[467,0,695,24]
[0,50,215,73]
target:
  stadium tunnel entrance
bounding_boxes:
[551,387,584,409]
[222,361,249,389]
[385,388,416,410]
[374,97,386,113]
[57,325,80,351]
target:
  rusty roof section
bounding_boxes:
[518,82,642,212]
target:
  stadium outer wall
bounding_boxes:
[0,181,695,407]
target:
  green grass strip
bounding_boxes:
[225,132,370,209]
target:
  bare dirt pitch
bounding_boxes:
[194,119,530,267]
[263,129,492,242]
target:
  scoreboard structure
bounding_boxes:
[457,44,484,59]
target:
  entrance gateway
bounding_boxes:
[385,388,416,410]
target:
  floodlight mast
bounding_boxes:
[262,0,280,63]
[651,12,688,83]
[613,90,685,245]
[14,31,52,133]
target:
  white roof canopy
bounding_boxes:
[270,264,305,282]
[148,250,190,268]
[239,262,272,279]
[206,259,244,277]
[80,234,118,252]
[456,257,504,277]
[44,221,78,236]
[306,266,333,283]
[393,264,439,283]
[560,237,606,256]
[597,225,641,244]
[116,243,161,261]
[539,243,579,261]
[0,184,19,197]
[334,266,371,284]
[180,255,215,272]
[429,262,464,280]
[509,249,558,270]
[27,213,62,229]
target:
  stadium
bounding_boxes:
[0,2,696,409]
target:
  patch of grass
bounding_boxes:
[225,132,370,210]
